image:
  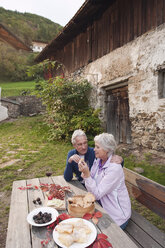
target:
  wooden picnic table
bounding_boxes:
[6,175,138,248]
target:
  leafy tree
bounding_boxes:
[0,42,36,81]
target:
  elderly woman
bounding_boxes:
[78,133,131,229]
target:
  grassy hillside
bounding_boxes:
[0,7,63,45]
[0,7,63,81]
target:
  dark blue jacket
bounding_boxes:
[64,147,95,182]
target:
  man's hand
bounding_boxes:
[111,155,123,164]
[68,154,81,164]
[78,160,90,178]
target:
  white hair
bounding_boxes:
[94,133,117,156]
[71,129,87,145]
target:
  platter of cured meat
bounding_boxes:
[40,183,71,210]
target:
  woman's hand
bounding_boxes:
[78,160,90,178]
[111,155,123,164]
[68,154,81,163]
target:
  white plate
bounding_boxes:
[27,207,59,227]
[53,218,97,248]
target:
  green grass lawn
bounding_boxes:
[0,115,164,233]
[122,155,165,186]
[0,115,72,191]
[0,81,36,97]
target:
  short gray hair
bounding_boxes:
[71,129,87,145]
[94,133,117,156]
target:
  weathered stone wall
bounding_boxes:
[71,24,165,152]
[1,96,45,119]
[131,112,165,152]
[16,96,45,116]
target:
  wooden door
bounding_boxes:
[106,85,131,144]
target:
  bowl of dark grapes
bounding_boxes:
[27,207,59,227]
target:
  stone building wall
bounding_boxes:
[71,24,165,152]
[1,95,45,119]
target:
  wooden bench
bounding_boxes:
[124,168,165,248]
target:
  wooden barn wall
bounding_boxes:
[52,0,165,74]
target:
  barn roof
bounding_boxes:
[0,23,31,51]
[35,0,113,62]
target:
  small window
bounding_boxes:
[158,70,165,98]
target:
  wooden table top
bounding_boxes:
[6,175,138,248]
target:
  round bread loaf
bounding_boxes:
[68,194,95,217]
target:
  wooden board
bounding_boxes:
[26,178,49,248]
[27,177,59,248]
[128,210,165,247]
[6,180,31,248]
[125,218,163,248]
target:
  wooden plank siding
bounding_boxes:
[50,0,165,74]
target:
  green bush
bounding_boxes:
[29,67,102,141]
[71,108,103,145]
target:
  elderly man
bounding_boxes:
[64,129,123,182]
